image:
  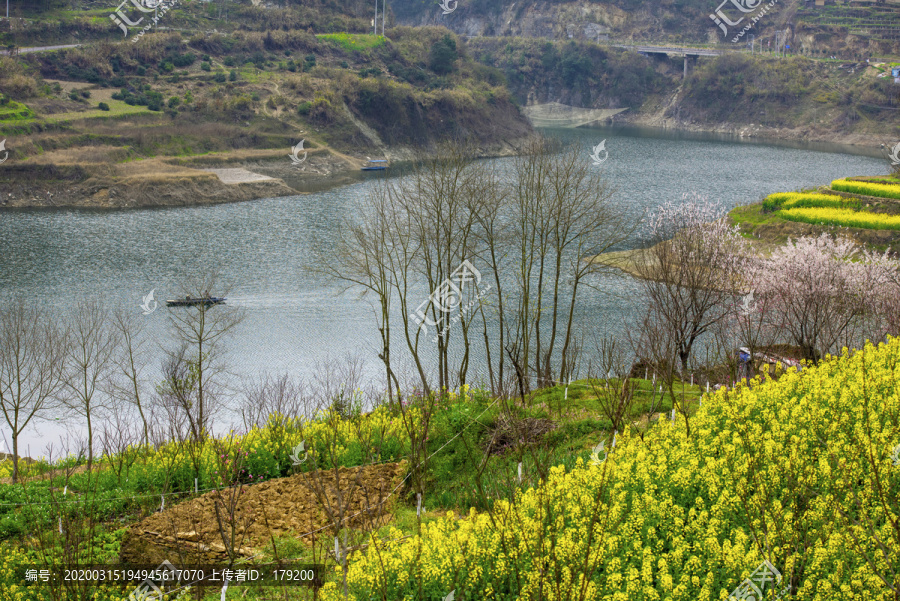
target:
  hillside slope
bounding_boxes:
[0,25,533,207]
[319,336,900,599]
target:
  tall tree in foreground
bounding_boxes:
[327,137,634,397]
[501,138,633,390]
[109,309,152,448]
[0,301,68,483]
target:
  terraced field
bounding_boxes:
[731,174,900,249]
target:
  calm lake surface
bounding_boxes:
[0,126,887,454]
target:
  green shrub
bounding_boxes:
[98,102,110,111]
[229,70,237,81]
[316,33,386,52]
[171,52,195,67]
[201,62,211,72]
[429,34,458,75]
[359,67,382,78]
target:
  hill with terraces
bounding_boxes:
[730,173,900,252]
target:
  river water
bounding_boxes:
[0,126,887,455]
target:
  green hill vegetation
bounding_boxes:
[0,23,530,207]
[468,37,670,109]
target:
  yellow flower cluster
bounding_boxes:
[831,178,900,201]
[762,192,856,213]
[0,544,29,601]
[319,338,900,600]
[142,404,417,482]
[778,207,900,231]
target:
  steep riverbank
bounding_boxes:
[0,136,533,210]
[615,111,888,152]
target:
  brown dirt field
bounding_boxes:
[120,462,407,566]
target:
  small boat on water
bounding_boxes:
[361,159,388,171]
[166,296,226,307]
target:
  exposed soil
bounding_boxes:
[484,414,557,455]
[120,462,407,566]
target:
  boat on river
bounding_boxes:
[166,296,226,307]
[361,159,388,171]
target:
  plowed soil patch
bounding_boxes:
[120,462,407,566]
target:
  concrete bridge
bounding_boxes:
[611,44,726,78]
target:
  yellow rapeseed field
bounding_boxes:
[831,179,900,200]
[778,207,900,231]
[321,339,900,600]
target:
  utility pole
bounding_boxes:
[374,0,378,34]
[382,0,385,35]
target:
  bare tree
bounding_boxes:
[109,309,152,448]
[327,138,634,398]
[62,298,118,471]
[163,271,244,442]
[313,353,366,418]
[504,138,634,390]
[587,337,637,436]
[0,301,68,483]
[157,343,201,443]
[99,408,141,486]
[237,372,310,431]
[324,144,486,396]
[394,144,485,393]
[302,394,391,599]
[324,179,409,401]
[628,303,694,435]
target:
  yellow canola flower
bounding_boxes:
[318,338,900,600]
